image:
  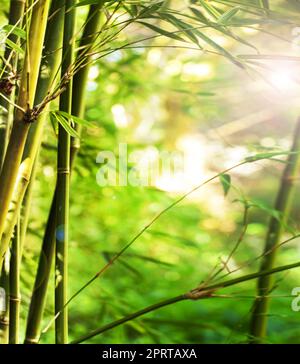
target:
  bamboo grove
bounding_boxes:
[0,0,300,344]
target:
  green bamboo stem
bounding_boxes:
[19,0,65,254]
[0,0,25,343]
[24,194,57,344]
[9,220,21,344]
[21,2,103,254]
[55,0,76,345]
[0,0,64,344]
[0,252,10,344]
[72,259,300,344]
[24,4,103,344]
[0,0,51,268]
[0,157,31,342]
[0,158,31,343]
[71,2,104,148]
[0,0,26,170]
[0,159,31,263]
[249,118,300,343]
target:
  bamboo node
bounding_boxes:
[23,106,39,124]
[0,318,9,326]
[9,294,21,303]
[57,168,70,174]
[185,288,215,300]
[24,337,39,344]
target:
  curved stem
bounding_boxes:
[249,118,300,343]
[72,260,300,344]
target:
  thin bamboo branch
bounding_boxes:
[72,260,300,344]
[249,118,300,343]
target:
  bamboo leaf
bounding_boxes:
[139,1,165,18]
[218,6,240,24]
[158,12,201,46]
[194,29,244,68]
[219,173,231,196]
[186,8,258,51]
[5,38,24,55]
[244,151,298,163]
[238,54,300,61]
[189,6,208,22]
[75,0,110,7]
[51,112,79,138]
[137,21,185,41]
[55,110,95,128]
[2,24,26,39]
[49,112,59,136]
[198,0,221,20]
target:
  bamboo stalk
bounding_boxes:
[0,0,64,343]
[21,2,103,253]
[19,0,65,254]
[55,0,76,345]
[0,159,31,265]
[0,158,31,343]
[24,3,103,344]
[24,194,57,344]
[249,118,300,343]
[71,2,104,153]
[0,0,25,343]
[0,252,10,344]
[9,219,21,344]
[0,0,51,268]
[0,0,26,170]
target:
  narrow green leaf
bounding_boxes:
[5,38,24,55]
[49,112,59,136]
[219,173,231,196]
[159,12,201,46]
[56,110,95,128]
[189,6,208,22]
[137,21,185,41]
[245,151,298,163]
[194,29,244,68]
[198,0,220,20]
[238,54,300,61]
[75,0,109,7]
[218,6,240,24]
[51,112,80,138]
[139,1,165,18]
[3,24,26,39]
